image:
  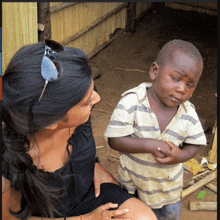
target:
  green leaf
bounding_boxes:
[197,190,207,199]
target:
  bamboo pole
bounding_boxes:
[182,171,217,198]
[190,202,217,211]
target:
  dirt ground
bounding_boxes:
[89,5,217,220]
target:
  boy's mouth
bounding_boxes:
[170,95,181,103]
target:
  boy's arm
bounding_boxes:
[108,136,172,158]
[155,142,200,165]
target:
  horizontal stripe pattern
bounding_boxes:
[123,153,176,169]
[104,82,206,208]
[134,124,159,132]
[108,120,130,126]
[188,131,205,139]
[125,166,183,183]
[180,114,197,125]
[137,185,182,195]
[165,129,185,141]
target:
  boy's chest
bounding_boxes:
[153,108,177,133]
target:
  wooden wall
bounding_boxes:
[2,2,38,72]
[2,2,157,73]
[49,2,127,57]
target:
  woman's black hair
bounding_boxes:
[2,41,93,219]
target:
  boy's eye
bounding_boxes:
[187,83,194,88]
[171,76,180,82]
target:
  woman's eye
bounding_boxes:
[85,99,92,106]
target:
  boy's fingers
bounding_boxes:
[166,141,175,151]
[157,147,171,156]
[155,156,171,164]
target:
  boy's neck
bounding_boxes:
[147,87,178,133]
[147,87,178,112]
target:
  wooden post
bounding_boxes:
[37,2,51,41]
[209,125,217,164]
[126,2,137,34]
[182,171,217,198]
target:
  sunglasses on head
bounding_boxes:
[38,39,64,101]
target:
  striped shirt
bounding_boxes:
[104,82,207,208]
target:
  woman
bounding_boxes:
[2,39,157,220]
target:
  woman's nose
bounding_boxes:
[91,90,101,106]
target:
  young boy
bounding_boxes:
[104,40,207,220]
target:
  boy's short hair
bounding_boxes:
[155,39,203,67]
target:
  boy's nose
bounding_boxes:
[177,83,186,94]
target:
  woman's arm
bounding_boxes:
[2,177,130,220]
[31,204,130,220]
[29,203,129,220]
[2,177,22,220]
[94,162,120,197]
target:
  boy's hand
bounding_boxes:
[155,141,183,165]
[150,140,172,158]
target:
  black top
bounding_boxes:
[4,118,134,218]
[30,119,96,218]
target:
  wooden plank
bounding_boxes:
[193,171,217,193]
[174,2,217,11]
[204,183,217,193]
[182,171,217,198]
[165,2,217,16]
[190,202,217,211]
[50,2,78,14]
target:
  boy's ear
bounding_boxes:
[149,62,160,80]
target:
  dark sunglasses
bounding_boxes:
[38,39,64,101]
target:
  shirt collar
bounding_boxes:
[122,82,191,113]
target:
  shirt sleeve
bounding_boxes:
[104,93,137,138]
[183,106,207,146]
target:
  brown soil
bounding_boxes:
[90,5,217,220]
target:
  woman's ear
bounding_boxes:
[149,62,160,81]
